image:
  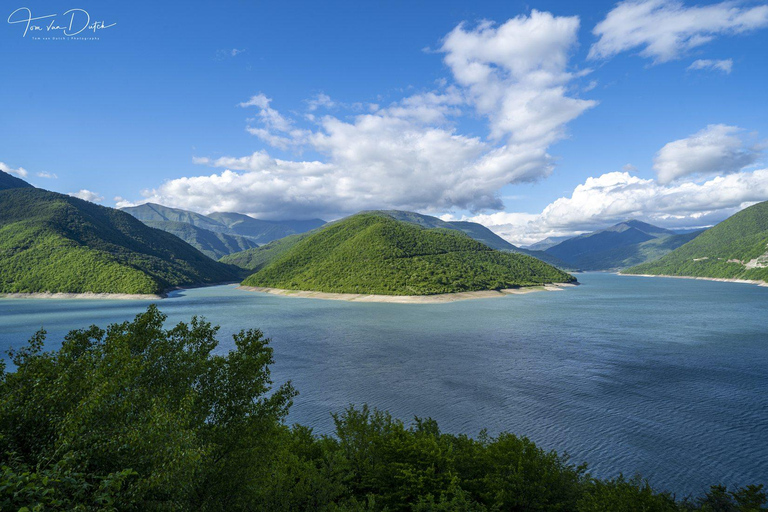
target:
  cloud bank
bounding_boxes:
[137,11,596,219]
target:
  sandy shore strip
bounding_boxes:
[238,283,578,304]
[0,282,243,300]
[620,273,768,288]
[0,292,162,300]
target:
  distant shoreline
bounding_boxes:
[0,281,242,301]
[0,291,162,300]
[238,283,578,303]
[619,273,768,287]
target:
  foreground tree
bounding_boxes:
[0,305,295,510]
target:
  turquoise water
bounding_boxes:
[1,272,766,496]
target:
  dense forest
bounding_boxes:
[1,307,764,511]
[241,214,575,295]
[0,186,241,294]
[624,201,768,282]
[220,232,309,271]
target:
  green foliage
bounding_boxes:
[0,306,296,510]
[224,211,571,271]
[0,309,765,511]
[577,475,679,511]
[624,201,768,282]
[220,232,309,271]
[0,188,241,294]
[241,213,575,295]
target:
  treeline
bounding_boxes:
[1,307,764,511]
[242,214,575,295]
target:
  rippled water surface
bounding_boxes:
[1,273,766,495]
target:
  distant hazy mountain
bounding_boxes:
[241,212,574,295]
[0,174,240,294]
[122,203,325,254]
[525,236,573,252]
[624,201,768,282]
[0,171,34,191]
[122,203,228,233]
[544,220,698,270]
[206,212,326,244]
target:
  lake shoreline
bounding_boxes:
[237,282,578,303]
[0,281,242,301]
[619,273,768,287]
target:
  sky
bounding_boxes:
[1,0,767,246]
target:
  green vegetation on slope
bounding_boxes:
[224,210,570,272]
[142,220,259,259]
[372,210,571,268]
[624,201,768,282]
[220,232,309,271]
[242,213,574,295]
[0,188,241,294]
[1,308,764,511]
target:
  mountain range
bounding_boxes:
[222,209,569,271]
[541,220,704,271]
[121,203,325,258]
[623,201,768,282]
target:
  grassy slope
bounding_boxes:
[220,232,308,271]
[142,220,259,259]
[241,213,574,295]
[623,201,768,282]
[0,188,241,294]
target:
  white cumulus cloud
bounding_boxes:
[0,162,28,178]
[68,189,104,203]
[460,168,768,246]
[590,0,768,63]
[653,124,761,184]
[136,11,596,220]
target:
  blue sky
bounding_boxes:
[2,0,767,244]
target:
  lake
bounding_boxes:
[1,272,766,496]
